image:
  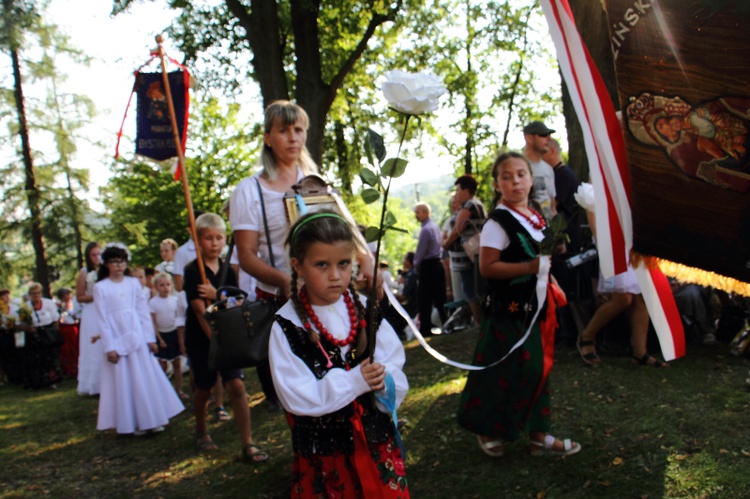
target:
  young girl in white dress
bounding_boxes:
[149,273,188,399]
[94,243,184,435]
[76,242,103,396]
[269,212,410,498]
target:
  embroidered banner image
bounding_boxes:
[606,0,750,284]
[134,70,189,162]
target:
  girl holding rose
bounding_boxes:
[456,151,580,458]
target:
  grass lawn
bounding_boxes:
[2,328,750,498]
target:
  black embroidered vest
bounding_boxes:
[483,208,542,317]
[276,312,394,458]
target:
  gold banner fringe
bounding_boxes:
[631,252,750,297]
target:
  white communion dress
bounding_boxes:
[77,269,103,395]
[94,276,184,434]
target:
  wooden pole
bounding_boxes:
[154,34,208,289]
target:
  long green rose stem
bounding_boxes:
[367,114,412,362]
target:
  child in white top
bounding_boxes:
[155,238,178,275]
[130,265,152,301]
[149,273,187,399]
[94,243,183,435]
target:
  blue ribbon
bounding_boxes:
[375,371,406,460]
[296,194,308,215]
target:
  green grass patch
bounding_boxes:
[2,330,750,498]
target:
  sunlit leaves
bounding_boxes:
[359,167,379,187]
[364,226,381,243]
[368,128,386,163]
[361,188,380,204]
[381,157,408,178]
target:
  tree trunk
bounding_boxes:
[229,0,289,106]
[228,0,401,167]
[63,167,84,269]
[500,8,531,149]
[333,120,352,193]
[463,5,474,175]
[10,45,51,297]
[50,78,84,269]
[561,0,620,182]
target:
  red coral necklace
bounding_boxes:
[502,201,546,230]
[299,287,365,347]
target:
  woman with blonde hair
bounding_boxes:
[229,101,320,411]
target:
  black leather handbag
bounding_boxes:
[205,177,281,370]
[206,286,280,369]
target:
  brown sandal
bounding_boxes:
[576,339,601,366]
[241,443,268,464]
[632,353,669,368]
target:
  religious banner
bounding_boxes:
[605,1,750,289]
[542,0,686,360]
[134,70,190,164]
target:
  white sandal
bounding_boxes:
[529,434,581,456]
[477,435,504,458]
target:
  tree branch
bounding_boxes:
[327,0,403,107]
[226,0,289,104]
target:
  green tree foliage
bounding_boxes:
[102,96,259,266]
[28,14,97,279]
[0,1,100,291]
[112,0,403,168]
[1,0,50,295]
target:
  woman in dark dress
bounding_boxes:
[21,282,63,390]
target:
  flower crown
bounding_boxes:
[104,242,131,261]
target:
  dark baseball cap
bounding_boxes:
[523,121,555,135]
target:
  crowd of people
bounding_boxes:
[0,107,744,498]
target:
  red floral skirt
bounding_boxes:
[290,437,409,499]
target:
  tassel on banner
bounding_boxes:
[632,254,750,298]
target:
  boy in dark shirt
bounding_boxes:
[183,212,268,463]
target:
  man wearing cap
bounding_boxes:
[523,120,557,221]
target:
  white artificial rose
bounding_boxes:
[381,70,447,115]
[574,182,596,213]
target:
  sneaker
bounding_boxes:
[215,406,230,422]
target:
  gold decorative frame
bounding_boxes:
[283,174,343,223]
[284,195,341,223]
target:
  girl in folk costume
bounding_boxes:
[94,243,183,435]
[456,152,580,458]
[76,242,103,395]
[269,212,409,498]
